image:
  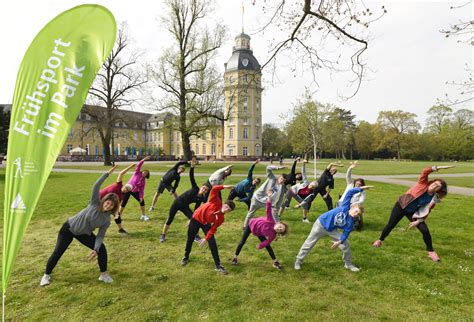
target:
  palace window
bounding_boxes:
[229,128,233,139]
[211,143,216,155]
[243,117,248,125]
[202,144,206,155]
[67,144,73,153]
[243,97,248,111]
[211,130,216,139]
[243,127,248,139]
[243,147,248,156]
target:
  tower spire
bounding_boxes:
[241,2,244,33]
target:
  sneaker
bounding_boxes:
[273,261,283,270]
[302,218,310,224]
[344,264,360,272]
[40,274,51,286]
[231,257,238,265]
[215,265,228,275]
[294,261,302,270]
[194,235,202,243]
[372,239,382,248]
[160,234,166,243]
[118,228,128,235]
[428,251,440,262]
[181,257,189,266]
[98,273,113,283]
[149,206,154,211]
[140,215,150,221]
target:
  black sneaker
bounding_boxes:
[118,228,128,235]
[181,257,189,266]
[215,265,228,275]
[273,261,283,270]
[160,234,166,243]
[194,235,202,243]
[231,257,238,265]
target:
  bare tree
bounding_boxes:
[254,0,386,98]
[149,0,228,161]
[87,25,147,165]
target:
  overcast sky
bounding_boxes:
[0,0,472,127]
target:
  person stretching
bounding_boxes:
[310,162,344,211]
[181,185,235,274]
[227,159,261,209]
[372,166,452,262]
[280,160,318,223]
[232,190,288,270]
[294,186,372,272]
[40,167,121,286]
[120,156,151,221]
[243,165,288,228]
[149,160,189,211]
[99,162,136,235]
[337,161,366,230]
[160,158,209,242]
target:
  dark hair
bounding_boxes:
[254,178,261,184]
[295,173,302,180]
[434,179,448,198]
[142,169,150,179]
[278,222,289,237]
[225,200,236,211]
[354,178,365,186]
[224,169,232,177]
[280,173,289,183]
[101,193,120,214]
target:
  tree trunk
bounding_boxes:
[313,140,318,180]
[182,133,192,161]
[396,140,401,160]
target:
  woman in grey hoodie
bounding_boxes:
[40,166,120,286]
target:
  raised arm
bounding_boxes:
[209,165,233,186]
[91,172,111,205]
[135,157,149,174]
[189,166,197,188]
[290,158,298,178]
[117,163,136,183]
[265,198,274,222]
[172,160,189,171]
[208,185,225,205]
[346,161,357,185]
[247,159,259,180]
[301,161,308,182]
[340,188,363,211]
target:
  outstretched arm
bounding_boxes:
[91,170,113,204]
[247,159,259,180]
[346,161,357,185]
[172,160,189,171]
[135,156,150,173]
[117,163,136,183]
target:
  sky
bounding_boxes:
[0,0,472,127]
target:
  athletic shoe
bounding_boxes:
[160,234,166,243]
[273,261,283,270]
[372,239,382,248]
[215,265,228,275]
[181,257,189,266]
[118,228,128,235]
[344,264,360,272]
[428,251,441,262]
[231,257,238,265]
[294,261,302,270]
[194,235,202,243]
[98,273,113,283]
[149,206,154,211]
[285,206,290,210]
[40,274,51,286]
[140,215,150,221]
[302,218,311,224]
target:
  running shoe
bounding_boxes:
[181,257,189,266]
[372,239,382,247]
[302,218,310,224]
[118,228,128,235]
[344,264,360,272]
[273,261,283,270]
[40,274,51,286]
[294,261,302,270]
[194,235,202,243]
[140,215,150,221]
[160,234,166,243]
[98,273,114,283]
[215,265,228,275]
[428,251,440,262]
[231,257,238,265]
[149,206,154,211]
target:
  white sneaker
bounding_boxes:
[344,264,360,272]
[302,218,310,224]
[40,274,51,286]
[294,261,302,270]
[141,215,150,221]
[149,206,154,211]
[98,273,114,283]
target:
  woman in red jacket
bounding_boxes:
[373,166,453,261]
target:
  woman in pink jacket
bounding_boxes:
[119,156,151,221]
[232,190,288,269]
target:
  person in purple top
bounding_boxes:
[294,186,372,272]
[232,190,288,270]
[119,156,151,221]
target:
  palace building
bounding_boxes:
[2,32,263,159]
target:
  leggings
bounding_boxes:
[184,218,220,267]
[227,188,251,210]
[121,191,145,208]
[235,226,276,260]
[45,222,107,274]
[166,202,193,226]
[379,202,433,251]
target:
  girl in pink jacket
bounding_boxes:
[232,190,288,269]
[120,156,151,222]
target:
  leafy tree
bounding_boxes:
[262,123,291,157]
[425,105,453,134]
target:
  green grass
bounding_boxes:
[0,169,473,320]
[50,159,474,176]
[404,176,474,188]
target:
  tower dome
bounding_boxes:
[224,33,260,72]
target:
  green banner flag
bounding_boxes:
[2,4,116,294]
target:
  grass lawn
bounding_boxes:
[50,159,474,176]
[0,169,473,320]
[404,176,474,189]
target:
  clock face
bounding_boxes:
[242,58,249,67]
[229,76,235,83]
